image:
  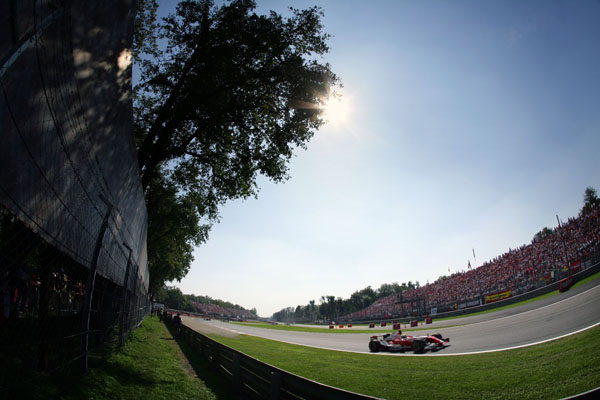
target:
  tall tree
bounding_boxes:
[145,173,207,292]
[134,0,159,60]
[533,226,553,242]
[134,0,339,293]
[583,186,599,215]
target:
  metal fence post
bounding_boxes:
[9,0,19,44]
[36,256,53,371]
[199,335,205,356]
[210,342,219,372]
[118,244,133,347]
[126,263,140,338]
[270,371,281,400]
[232,352,242,397]
[81,201,113,373]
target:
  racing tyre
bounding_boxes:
[412,340,426,354]
[369,340,380,352]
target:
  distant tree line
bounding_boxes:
[155,286,257,316]
[275,186,600,322]
[272,281,420,322]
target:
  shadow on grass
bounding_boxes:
[1,356,95,400]
[0,322,122,400]
[90,357,158,386]
[1,318,234,399]
[165,323,234,400]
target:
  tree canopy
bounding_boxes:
[154,286,256,315]
[533,226,554,242]
[274,187,600,322]
[272,282,421,322]
[583,186,599,215]
[134,0,339,293]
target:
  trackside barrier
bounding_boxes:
[369,323,375,328]
[561,385,600,399]
[329,325,334,329]
[428,258,600,320]
[559,276,575,292]
[392,323,401,330]
[165,317,381,400]
[339,253,600,326]
[410,320,418,327]
[380,322,386,327]
[425,317,432,324]
[360,257,600,325]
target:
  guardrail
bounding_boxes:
[339,258,600,325]
[163,313,600,400]
[426,258,600,320]
[165,316,380,400]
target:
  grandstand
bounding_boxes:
[342,206,600,321]
[191,301,256,320]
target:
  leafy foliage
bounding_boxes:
[272,282,420,321]
[133,0,159,60]
[533,226,554,242]
[134,0,339,294]
[145,173,208,294]
[155,286,257,315]
[274,186,599,322]
[582,186,599,215]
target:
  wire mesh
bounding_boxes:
[0,0,148,393]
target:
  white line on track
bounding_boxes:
[457,283,600,329]
[208,283,600,357]
[215,320,600,357]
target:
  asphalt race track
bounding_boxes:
[183,277,600,356]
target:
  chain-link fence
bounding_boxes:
[1,0,148,394]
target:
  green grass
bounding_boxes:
[431,290,560,322]
[434,270,600,322]
[75,316,228,400]
[230,320,461,334]
[233,272,598,332]
[572,269,600,289]
[2,315,232,399]
[209,325,600,400]
[244,273,600,333]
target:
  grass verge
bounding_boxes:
[239,273,600,334]
[229,321,463,334]
[2,315,232,399]
[209,325,600,400]
[74,316,232,400]
[434,270,600,322]
[572,269,600,289]
[431,290,560,322]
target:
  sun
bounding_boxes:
[321,94,351,127]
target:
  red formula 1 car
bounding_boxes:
[369,330,450,353]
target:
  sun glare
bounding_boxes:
[321,94,351,127]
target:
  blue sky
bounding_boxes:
[155,0,600,316]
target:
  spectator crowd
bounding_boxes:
[343,206,600,320]
[191,301,256,320]
[1,265,85,323]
